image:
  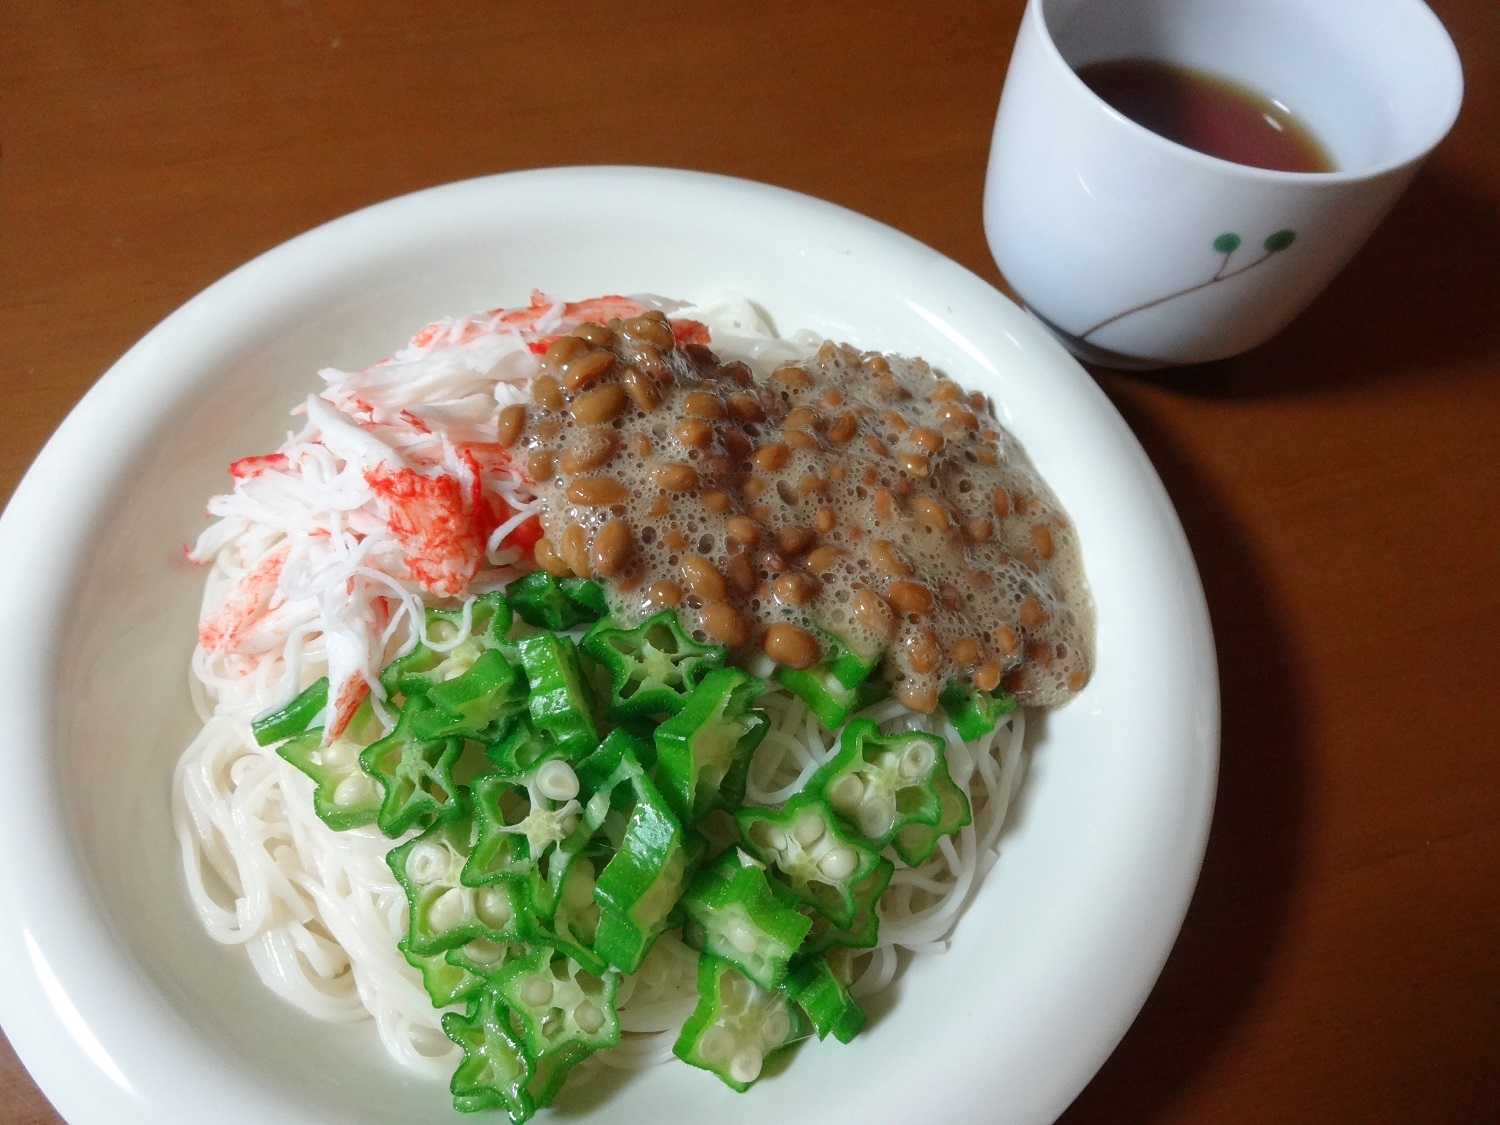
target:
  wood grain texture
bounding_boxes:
[1,1,1496,1122]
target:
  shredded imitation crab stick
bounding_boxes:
[190,291,704,741]
[197,540,291,653]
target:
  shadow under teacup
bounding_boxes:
[984,0,1463,370]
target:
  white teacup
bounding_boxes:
[984,0,1463,369]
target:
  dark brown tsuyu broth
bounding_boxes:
[1076,58,1335,174]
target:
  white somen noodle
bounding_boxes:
[171,292,1032,1079]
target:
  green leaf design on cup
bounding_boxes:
[1080,226,1303,343]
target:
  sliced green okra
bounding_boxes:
[526,1041,593,1112]
[516,730,666,975]
[532,853,609,976]
[580,609,727,720]
[938,680,1018,742]
[808,717,954,849]
[251,676,329,746]
[673,954,808,1092]
[275,724,381,832]
[735,793,884,930]
[592,767,689,974]
[558,576,608,618]
[388,815,531,956]
[443,938,517,986]
[464,763,587,920]
[797,856,895,957]
[514,632,598,756]
[492,946,621,1059]
[783,954,865,1043]
[654,667,768,826]
[482,713,567,777]
[505,570,605,631]
[891,753,972,867]
[380,591,512,699]
[441,987,535,1119]
[476,732,648,976]
[412,647,526,740]
[403,945,487,1009]
[681,849,812,991]
[359,695,465,836]
[572,725,655,812]
[773,629,881,732]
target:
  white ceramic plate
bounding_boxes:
[0,167,1217,1125]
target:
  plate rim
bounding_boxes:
[0,164,1219,1125]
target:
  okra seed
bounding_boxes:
[332,771,377,809]
[818,847,858,880]
[765,826,788,851]
[761,1008,792,1048]
[536,760,580,802]
[521,977,554,1007]
[901,742,936,779]
[858,797,897,840]
[574,1000,605,1035]
[462,939,506,964]
[827,773,864,810]
[729,1047,764,1085]
[699,1025,734,1063]
[721,971,753,1008]
[725,917,759,955]
[405,842,449,884]
[428,887,470,932]
[563,864,596,907]
[476,888,513,929]
[320,740,358,770]
[792,809,826,846]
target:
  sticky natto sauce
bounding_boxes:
[503,311,1093,714]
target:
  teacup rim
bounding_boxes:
[1026,0,1465,185]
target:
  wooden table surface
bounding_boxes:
[2,2,1496,1122]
